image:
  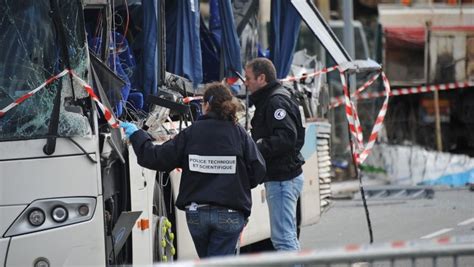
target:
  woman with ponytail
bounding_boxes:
[120,82,266,258]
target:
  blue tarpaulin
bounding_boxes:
[139,0,159,99]
[216,0,242,80]
[200,16,221,83]
[166,0,203,88]
[206,0,242,93]
[111,1,159,111]
[269,0,301,79]
[209,0,222,45]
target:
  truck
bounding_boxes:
[0,0,377,265]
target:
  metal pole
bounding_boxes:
[425,21,443,151]
[342,0,355,59]
[343,0,357,127]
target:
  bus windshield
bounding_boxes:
[0,0,91,141]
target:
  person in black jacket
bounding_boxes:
[245,57,305,251]
[120,82,266,258]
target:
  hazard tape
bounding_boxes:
[0,69,119,128]
[0,69,69,118]
[70,71,119,128]
[324,72,474,164]
[182,96,203,104]
[226,76,243,86]
[359,73,390,163]
[279,64,390,165]
[339,70,391,165]
[330,80,474,109]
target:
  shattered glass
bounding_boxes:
[0,0,91,141]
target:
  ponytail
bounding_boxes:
[203,82,239,123]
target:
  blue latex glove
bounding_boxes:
[120,122,139,138]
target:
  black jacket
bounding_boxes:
[129,113,266,217]
[250,81,305,181]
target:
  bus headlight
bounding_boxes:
[3,197,96,237]
[28,209,46,226]
[51,206,68,223]
[78,204,90,216]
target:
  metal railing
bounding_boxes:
[156,235,474,267]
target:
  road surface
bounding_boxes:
[301,187,474,248]
[299,187,474,265]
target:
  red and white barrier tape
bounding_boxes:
[353,72,381,99]
[0,69,119,128]
[70,71,119,128]
[358,73,390,163]
[226,76,243,86]
[330,80,474,109]
[279,64,390,164]
[0,69,69,118]
[183,96,203,104]
[339,69,391,165]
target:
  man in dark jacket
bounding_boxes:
[245,57,305,251]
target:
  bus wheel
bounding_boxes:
[153,216,175,262]
[152,174,176,262]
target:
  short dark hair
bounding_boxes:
[203,82,239,123]
[245,58,277,83]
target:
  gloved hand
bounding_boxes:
[120,122,139,138]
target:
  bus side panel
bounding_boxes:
[129,147,155,264]
[240,184,271,246]
[170,170,199,260]
[300,122,321,226]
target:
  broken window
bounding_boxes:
[0,0,91,141]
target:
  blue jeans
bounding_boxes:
[185,205,245,258]
[265,173,304,251]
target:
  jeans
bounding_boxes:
[185,205,245,258]
[265,173,304,251]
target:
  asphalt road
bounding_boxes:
[299,187,474,265]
